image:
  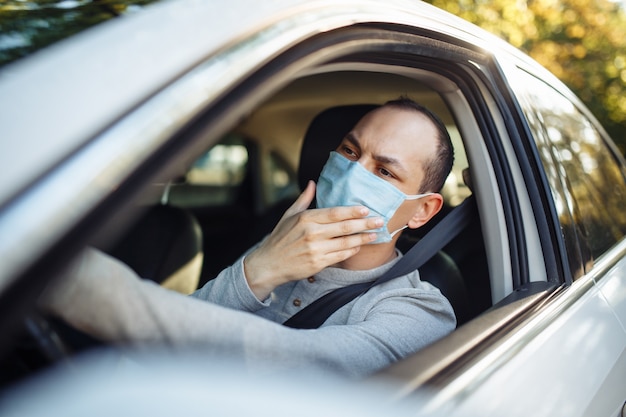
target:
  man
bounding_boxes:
[42,98,456,377]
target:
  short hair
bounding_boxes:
[382,97,454,193]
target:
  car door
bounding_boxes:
[506,67,626,416]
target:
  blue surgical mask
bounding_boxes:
[316,151,432,244]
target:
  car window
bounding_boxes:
[187,143,249,187]
[513,70,626,273]
[167,135,298,211]
[264,150,300,207]
[167,135,250,208]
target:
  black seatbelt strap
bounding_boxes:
[283,195,476,329]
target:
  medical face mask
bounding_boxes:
[316,151,432,244]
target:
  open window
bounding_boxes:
[91,25,527,328]
[108,64,498,324]
[5,22,552,390]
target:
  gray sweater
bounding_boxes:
[45,248,455,377]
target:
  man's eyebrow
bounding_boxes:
[374,154,408,177]
[344,132,409,177]
[343,132,361,149]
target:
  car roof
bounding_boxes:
[0,0,546,209]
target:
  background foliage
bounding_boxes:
[0,0,159,66]
[426,0,626,154]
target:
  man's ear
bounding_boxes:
[407,193,444,229]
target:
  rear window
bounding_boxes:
[513,69,626,270]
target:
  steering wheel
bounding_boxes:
[22,313,73,363]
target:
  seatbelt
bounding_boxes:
[283,195,476,329]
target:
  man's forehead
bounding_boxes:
[362,104,434,126]
[350,108,438,154]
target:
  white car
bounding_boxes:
[0,1,625,416]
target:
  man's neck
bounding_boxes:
[336,242,397,271]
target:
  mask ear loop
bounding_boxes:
[389,192,434,237]
[404,192,434,200]
[389,225,408,238]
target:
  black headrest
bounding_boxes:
[297,104,379,190]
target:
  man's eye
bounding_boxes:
[379,168,393,178]
[342,146,357,158]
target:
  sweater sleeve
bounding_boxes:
[189,254,270,312]
[41,248,456,378]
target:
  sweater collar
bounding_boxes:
[315,248,403,285]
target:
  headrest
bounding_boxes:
[297,104,379,190]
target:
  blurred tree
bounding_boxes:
[427,0,626,155]
[0,0,161,67]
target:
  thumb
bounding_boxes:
[281,180,316,219]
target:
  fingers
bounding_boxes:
[309,232,377,270]
[332,216,383,239]
[331,229,378,250]
[296,211,383,242]
[308,204,371,224]
[282,180,373,226]
[247,198,383,287]
[286,215,379,272]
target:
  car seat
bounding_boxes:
[107,202,204,295]
[49,195,204,351]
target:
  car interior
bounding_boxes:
[102,70,493,324]
[4,67,510,386]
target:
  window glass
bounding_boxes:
[186,143,248,186]
[168,135,250,208]
[264,150,299,206]
[167,135,298,211]
[513,70,626,271]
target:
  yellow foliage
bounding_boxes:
[572,44,586,59]
[566,24,586,39]
[425,0,626,154]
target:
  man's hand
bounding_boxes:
[243,180,382,300]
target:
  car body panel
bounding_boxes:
[596,247,626,330]
[438,279,626,417]
[388,240,626,416]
